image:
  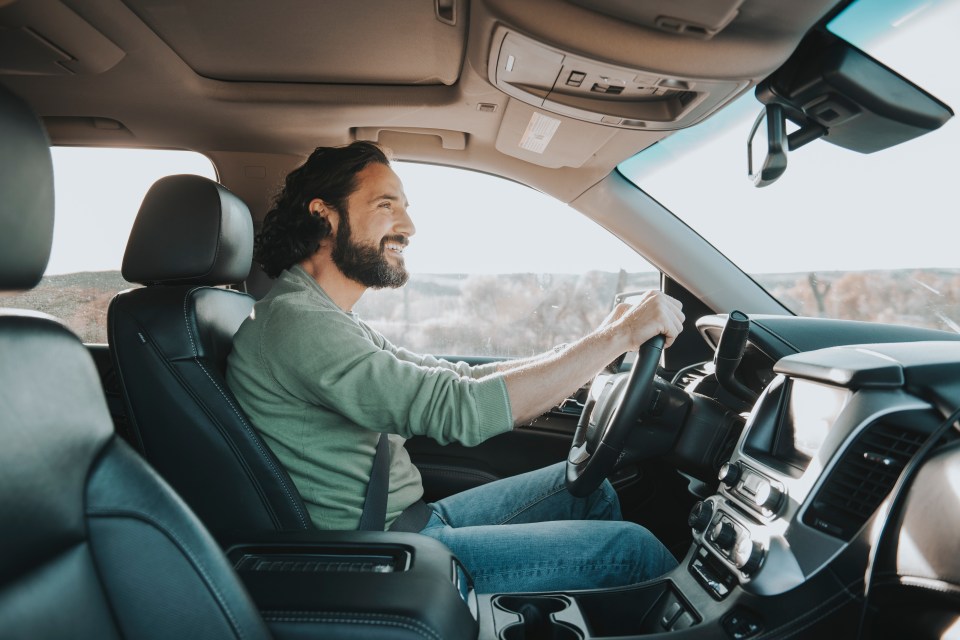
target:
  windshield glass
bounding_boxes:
[619,0,960,332]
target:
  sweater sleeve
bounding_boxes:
[263,301,513,446]
[375,331,500,379]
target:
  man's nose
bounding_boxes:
[396,206,416,238]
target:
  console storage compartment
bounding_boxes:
[225,531,478,640]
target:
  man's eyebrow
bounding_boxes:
[370,193,410,207]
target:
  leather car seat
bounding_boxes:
[0,82,271,639]
[108,174,311,537]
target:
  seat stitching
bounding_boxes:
[196,355,310,529]
[260,611,442,640]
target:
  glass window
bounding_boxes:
[354,162,659,357]
[0,147,217,343]
[618,0,960,333]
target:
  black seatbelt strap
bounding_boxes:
[358,433,390,531]
[358,433,434,532]
[389,498,433,532]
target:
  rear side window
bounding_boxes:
[0,147,217,343]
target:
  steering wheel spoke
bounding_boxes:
[565,335,666,497]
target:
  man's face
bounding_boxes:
[330,162,415,289]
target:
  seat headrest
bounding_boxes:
[0,84,54,291]
[122,175,254,286]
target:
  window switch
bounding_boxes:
[566,71,586,87]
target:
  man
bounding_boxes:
[226,141,685,593]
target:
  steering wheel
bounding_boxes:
[565,335,665,497]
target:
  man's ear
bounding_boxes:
[308,198,339,236]
[308,197,328,217]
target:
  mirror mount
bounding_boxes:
[747,102,829,187]
[747,104,788,187]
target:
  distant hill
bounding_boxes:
[2,271,134,343]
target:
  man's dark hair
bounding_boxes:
[255,141,391,278]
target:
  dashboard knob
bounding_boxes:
[753,480,783,514]
[687,500,714,533]
[711,521,737,552]
[734,538,764,575]
[718,462,741,488]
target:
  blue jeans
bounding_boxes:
[417,462,678,594]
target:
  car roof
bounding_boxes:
[0,0,839,213]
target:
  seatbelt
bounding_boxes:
[358,433,390,531]
[358,433,434,533]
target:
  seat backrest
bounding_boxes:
[109,174,311,537]
[0,82,271,640]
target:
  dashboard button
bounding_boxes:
[711,521,737,552]
[723,609,763,639]
[718,462,741,487]
[673,611,695,630]
[733,538,764,575]
[753,480,783,514]
[660,601,683,628]
[688,500,714,533]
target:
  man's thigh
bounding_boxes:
[428,461,620,527]
[419,518,677,593]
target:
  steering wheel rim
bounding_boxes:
[565,334,665,497]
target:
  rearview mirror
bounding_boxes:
[747,103,788,187]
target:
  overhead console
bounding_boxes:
[487,27,747,130]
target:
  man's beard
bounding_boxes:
[331,213,409,289]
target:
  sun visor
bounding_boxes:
[0,0,125,76]
[121,0,467,85]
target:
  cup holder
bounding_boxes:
[494,596,582,640]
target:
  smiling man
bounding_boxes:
[226,140,685,593]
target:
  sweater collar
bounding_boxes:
[286,265,358,319]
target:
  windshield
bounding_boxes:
[619,0,960,333]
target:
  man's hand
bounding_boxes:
[606,290,685,350]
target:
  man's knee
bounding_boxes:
[590,479,623,520]
[620,523,678,572]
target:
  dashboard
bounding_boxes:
[684,315,960,611]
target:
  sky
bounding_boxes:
[46,0,959,279]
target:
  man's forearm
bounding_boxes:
[494,343,568,374]
[498,330,625,425]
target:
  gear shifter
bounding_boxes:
[714,310,759,404]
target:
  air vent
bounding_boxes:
[803,422,926,539]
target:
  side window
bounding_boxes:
[355,162,659,357]
[0,147,217,343]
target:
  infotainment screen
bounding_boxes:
[772,379,850,470]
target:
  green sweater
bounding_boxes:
[225,266,513,530]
